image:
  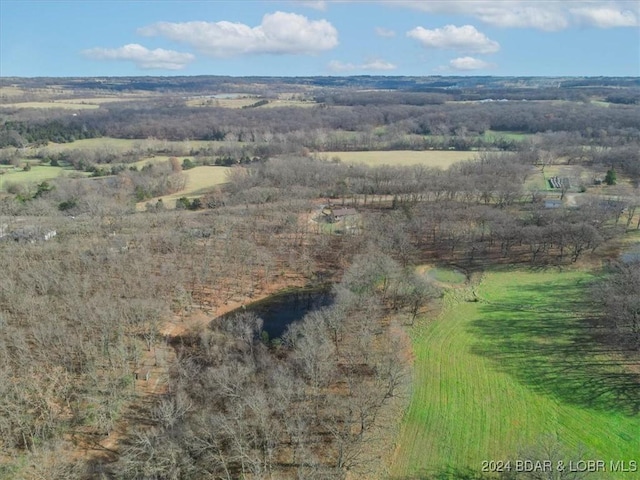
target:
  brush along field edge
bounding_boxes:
[390,270,640,479]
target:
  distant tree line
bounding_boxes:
[2,94,638,151]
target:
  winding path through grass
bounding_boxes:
[391,269,640,479]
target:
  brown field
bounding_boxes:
[0,88,158,107]
[260,99,316,108]
[322,150,477,169]
[136,165,232,210]
[186,98,316,109]
[63,96,154,104]
[26,138,240,155]
[186,97,259,108]
[130,156,178,169]
[0,85,27,98]
[0,101,100,110]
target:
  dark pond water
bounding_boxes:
[221,286,334,339]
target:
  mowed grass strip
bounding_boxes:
[391,270,640,479]
[325,150,476,169]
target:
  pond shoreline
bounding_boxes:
[216,282,335,339]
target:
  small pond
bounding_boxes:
[220,286,334,339]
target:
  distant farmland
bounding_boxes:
[323,150,476,169]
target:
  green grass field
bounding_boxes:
[421,266,467,284]
[324,150,476,169]
[391,269,640,479]
[0,165,86,192]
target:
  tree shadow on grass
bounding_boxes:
[468,278,640,416]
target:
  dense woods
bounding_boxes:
[1,76,639,479]
[2,99,639,150]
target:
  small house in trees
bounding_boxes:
[324,207,357,223]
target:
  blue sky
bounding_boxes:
[1,0,639,77]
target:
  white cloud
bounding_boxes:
[375,26,396,37]
[407,25,500,54]
[82,44,195,70]
[328,58,397,72]
[571,6,639,28]
[448,56,494,71]
[138,12,338,57]
[292,0,328,10]
[380,1,639,30]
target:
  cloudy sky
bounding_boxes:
[1,0,639,77]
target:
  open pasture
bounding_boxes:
[0,85,27,98]
[0,165,86,192]
[130,156,177,169]
[42,138,144,153]
[136,165,231,209]
[0,101,100,110]
[391,269,640,479]
[324,150,476,169]
[62,95,156,105]
[186,97,259,108]
[186,96,315,109]
[37,137,237,155]
[260,99,316,108]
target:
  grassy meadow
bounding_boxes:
[186,97,259,108]
[390,269,640,479]
[324,150,477,169]
[186,95,315,109]
[136,165,231,209]
[0,101,100,110]
[0,165,87,192]
[40,137,233,153]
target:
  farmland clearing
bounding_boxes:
[136,165,231,209]
[186,94,315,109]
[323,150,477,168]
[0,165,87,192]
[0,101,100,110]
[390,269,640,479]
[37,137,237,154]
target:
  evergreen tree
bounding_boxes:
[604,168,617,185]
